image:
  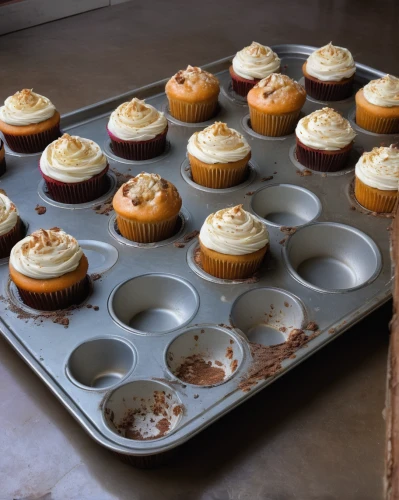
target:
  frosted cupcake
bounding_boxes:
[9,228,90,311]
[0,193,23,259]
[355,75,399,134]
[0,139,5,176]
[229,42,280,97]
[187,122,251,188]
[355,146,399,213]
[199,205,269,279]
[40,133,109,204]
[295,108,356,172]
[0,89,61,153]
[303,43,356,101]
[107,98,168,160]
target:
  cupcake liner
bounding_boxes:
[0,157,5,177]
[249,107,301,137]
[229,67,258,97]
[355,177,398,213]
[107,127,168,161]
[295,138,352,172]
[0,218,22,259]
[3,123,61,154]
[167,97,218,123]
[116,213,179,243]
[16,274,90,311]
[355,106,399,134]
[304,76,354,101]
[188,154,249,189]
[40,165,109,204]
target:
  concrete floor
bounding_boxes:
[0,1,398,499]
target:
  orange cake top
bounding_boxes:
[166,66,220,103]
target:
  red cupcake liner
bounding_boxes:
[295,138,352,172]
[229,70,259,97]
[107,127,168,161]
[304,77,353,102]
[40,164,109,204]
[16,274,90,311]
[0,218,22,259]
[0,157,5,177]
[3,124,61,154]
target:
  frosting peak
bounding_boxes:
[0,193,19,237]
[306,43,356,82]
[0,89,56,126]
[363,75,399,107]
[355,145,399,190]
[232,42,280,80]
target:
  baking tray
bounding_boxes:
[0,44,396,458]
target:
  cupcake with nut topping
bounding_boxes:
[247,74,306,136]
[40,133,109,204]
[0,139,5,176]
[303,43,356,101]
[112,172,182,243]
[0,89,61,154]
[187,122,251,189]
[199,205,269,280]
[229,42,281,97]
[9,228,90,310]
[355,75,399,134]
[165,66,220,123]
[0,193,23,259]
[295,108,356,172]
[355,145,399,213]
[107,98,168,160]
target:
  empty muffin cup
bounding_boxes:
[165,325,244,386]
[282,222,382,293]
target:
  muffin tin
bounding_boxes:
[0,44,396,459]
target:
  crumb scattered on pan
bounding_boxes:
[280,226,296,235]
[305,322,319,331]
[296,169,312,177]
[261,176,274,182]
[35,204,46,215]
[175,354,225,385]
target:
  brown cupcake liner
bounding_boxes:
[116,214,179,243]
[40,165,109,204]
[354,177,398,213]
[107,127,168,161]
[295,139,352,172]
[167,97,218,123]
[3,124,61,154]
[0,218,22,259]
[355,107,399,135]
[189,155,249,189]
[0,157,5,177]
[304,77,353,102]
[249,107,301,137]
[16,274,90,311]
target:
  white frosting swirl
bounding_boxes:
[355,146,399,190]
[0,193,19,236]
[10,228,83,279]
[306,43,356,82]
[200,205,269,256]
[363,75,399,107]
[0,89,56,126]
[187,122,251,164]
[232,42,280,80]
[107,98,167,141]
[296,108,356,150]
[40,134,108,183]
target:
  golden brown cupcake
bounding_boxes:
[355,75,399,134]
[112,172,182,243]
[9,228,90,310]
[187,122,251,188]
[165,66,220,123]
[354,145,399,213]
[247,74,306,136]
[0,192,23,259]
[199,205,269,279]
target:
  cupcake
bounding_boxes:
[40,133,109,204]
[295,108,356,172]
[355,145,399,213]
[0,89,61,154]
[229,42,280,97]
[199,205,269,280]
[0,193,23,259]
[355,75,399,134]
[247,74,306,136]
[113,172,182,243]
[187,122,251,188]
[107,98,168,160]
[303,43,356,101]
[0,139,5,177]
[165,66,220,123]
[9,228,90,311]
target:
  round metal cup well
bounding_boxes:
[108,273,200,335]
[230,288,307,346]
[251,184,322,228]
[283,222,382,293]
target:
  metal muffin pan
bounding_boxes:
[0,44,397,457]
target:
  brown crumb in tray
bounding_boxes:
[280,226,296,235]
[90,273,101,281]
[182,230,199,243]
[35,204,46,215]
[305,322,318,331]
[231,359,238,372]
[261,175,274,182]
[296,169,312,177]
[176,354,225,385]
[174,242,185,248]
[173,405,183,416]
[226,346,233,359]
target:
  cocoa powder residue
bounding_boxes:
[176,354,225,385]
